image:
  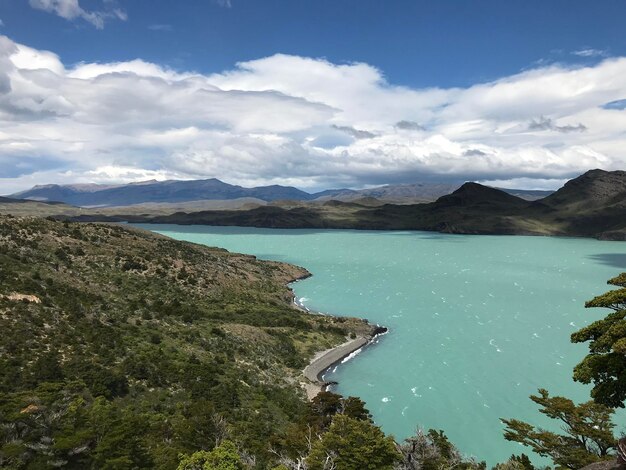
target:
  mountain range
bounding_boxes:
[9,178,552,207]
[10,178,320,206]
[138,169,626,240]
[2,169,624,240]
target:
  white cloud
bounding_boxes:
[0,34,625,194]
[477,177,569,191]
[572,48,607,58]
[28,0,127,29]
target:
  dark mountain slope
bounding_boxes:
[144,171,626,239]
[540,169,626,211]
[529,169,626,239]
[432,182,531,209]
[347,183,536,234]
[152,183,538,234]
[158,205,332,229]
[5,170,624,240]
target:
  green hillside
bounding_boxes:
[0,216,369,469]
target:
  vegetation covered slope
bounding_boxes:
[0,215,369,469]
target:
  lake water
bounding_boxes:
[136,224,626,465]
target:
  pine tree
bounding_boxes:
[571,272,626,408]
[501,389,616,469]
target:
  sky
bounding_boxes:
[0,0,626,193]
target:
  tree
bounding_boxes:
[492,461,525,470]
[306,414,400,470]
[398,429,486,470]
[501,389,617,469]
[307,392,371,432]
[571,272,626,408]
[491,454,536,470]
[177,440,244,470]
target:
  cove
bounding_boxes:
[135,224,626,465]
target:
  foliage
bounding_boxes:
[305,414,400,470]
[397,429,486,470]
[177,440,244,470]
[571,272,626,407]
[307,391,371,431]
[5,215,622,470]
[0,216,363,469]
[501,389,616,469]
[492,454,536,470]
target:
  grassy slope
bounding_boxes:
[0,216,369,469]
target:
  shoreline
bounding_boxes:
[289,276,388,400]
[301,327,388,400]
[302,336,369,399]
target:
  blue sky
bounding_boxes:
[0,0,625,193]
[4,0,625,88]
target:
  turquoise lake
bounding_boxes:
[136,224,626,465]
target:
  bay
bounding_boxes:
[135,224,626,465]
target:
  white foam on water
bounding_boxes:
[488,339,502,353]
[341,347,364,364]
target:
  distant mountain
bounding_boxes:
[10,178,554,208]
[141,170,626,240]
[11,178,315,207]
[4,170,623,239]
[312,182,464,204]
[499,188,554,201]
[310,188,359,199]
[434,182,531,209]
[313,183,552,203]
